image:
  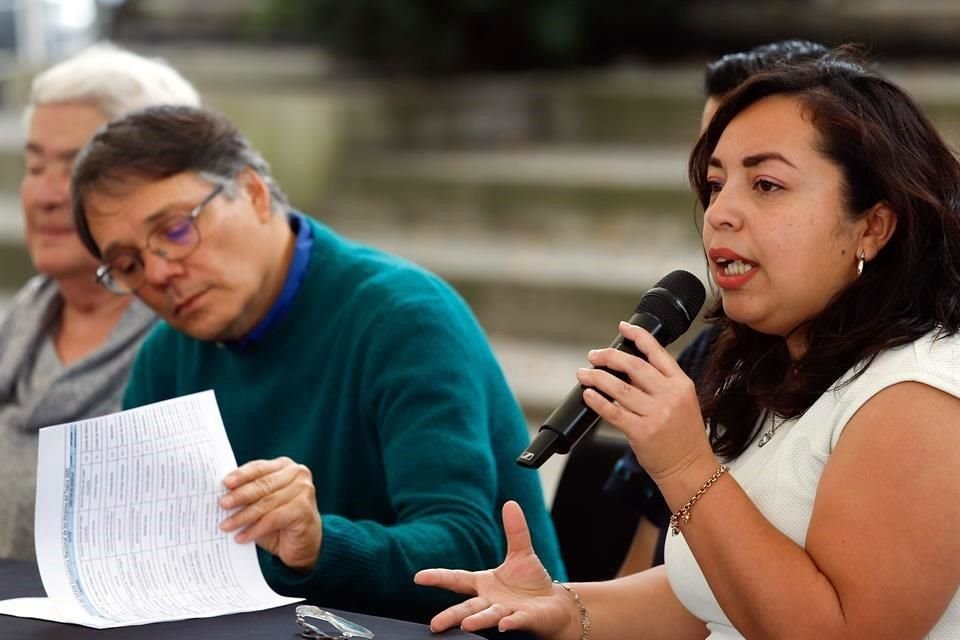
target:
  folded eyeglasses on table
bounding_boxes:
[296,605,375,639]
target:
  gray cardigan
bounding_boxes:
[0,275,156,560]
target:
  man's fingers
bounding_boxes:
[228,500,305,543]
[222,456,295,490]
[221,459,307,509]
[221,486,296,534]
[220,472,312,533]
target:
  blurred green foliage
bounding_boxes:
[259,0,684,74]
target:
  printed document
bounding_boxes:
[0,390,301,628]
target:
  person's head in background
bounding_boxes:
[700,39,830,132]
[21,44,200,291]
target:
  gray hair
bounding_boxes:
[73,105,290,259]
[24,43,200,127]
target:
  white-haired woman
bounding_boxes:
[0,44,199,561]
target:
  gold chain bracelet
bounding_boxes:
[669,465,729,536]
[554,580,590,640]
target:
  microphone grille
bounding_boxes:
[635,270,707,341]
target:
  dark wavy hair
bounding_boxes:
[704,39,830,98]
[690,49,960,459]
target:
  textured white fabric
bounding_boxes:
[665,330,960,639]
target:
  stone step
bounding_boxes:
[345,146,692,190]
[320,146,700,278]
[349,226,702,293]
[320,145,699,240]
[333,64,960,151]
[336,68,705,150]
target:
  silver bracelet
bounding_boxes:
[554,580,590,640]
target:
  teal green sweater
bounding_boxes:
[123,217,565,622]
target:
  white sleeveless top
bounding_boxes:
[665,330,960,639]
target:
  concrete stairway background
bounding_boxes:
[4,49,960,499]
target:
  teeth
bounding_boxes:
[722,260,754,276]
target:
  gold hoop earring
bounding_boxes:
[857,249,866,277]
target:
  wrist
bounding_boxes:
[652,444,719,493]
[287,525,323,574]
[554,580,590,640]
[666,461,729,537]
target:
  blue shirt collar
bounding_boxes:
[225,211,313,351]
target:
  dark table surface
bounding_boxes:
[0,559,482,639]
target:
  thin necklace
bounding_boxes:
[757,412,785,448]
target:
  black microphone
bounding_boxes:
[516,270,706,469]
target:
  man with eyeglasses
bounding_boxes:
[70,105,565,623]
[92,182,225,297]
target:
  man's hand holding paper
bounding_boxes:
[220,456,323,573]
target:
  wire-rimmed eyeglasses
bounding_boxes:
[94,183,225,295]
[295,605,375,639]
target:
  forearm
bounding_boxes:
[657,455,845,639]
[616,519,661,577]
[574,566,707,640]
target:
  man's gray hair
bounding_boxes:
[24,43,200,127]
[73,105,291,259]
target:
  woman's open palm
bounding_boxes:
[415,501,577,637]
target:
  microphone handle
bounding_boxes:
[516,312,671,468]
